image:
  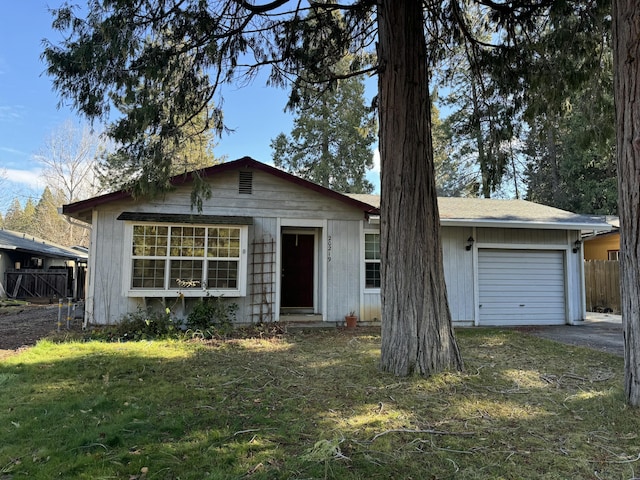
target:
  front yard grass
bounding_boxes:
[0,328,636,479]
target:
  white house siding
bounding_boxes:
[441,226,475,325]
[88,207,133,324]
[327,220,361,322]
[476,227,567,245]
[359,225,584,327]
[134,170,363,219]
[246,217,279,323]
[85,169,367,324]
[359,226,476,325]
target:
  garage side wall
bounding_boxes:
[359,226,476,325]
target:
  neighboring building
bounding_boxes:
[0,229,88,300]
[584,216,620,260]
[62,157,610,327]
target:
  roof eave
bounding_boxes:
[441,219,613,231]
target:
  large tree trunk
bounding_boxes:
[377,1,463,376]
[613,1,640,406]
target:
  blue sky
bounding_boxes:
[0,2,380,215]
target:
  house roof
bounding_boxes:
[0,229,88,261]
[348,195,611,231]
[61,156,610,232]
[62,157,379,221]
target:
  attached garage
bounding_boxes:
[478,249,566,326]
[353,195,613,327]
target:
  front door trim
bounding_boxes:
[275,219,327,321]
[281,230,316,311]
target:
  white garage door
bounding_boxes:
[478,249,566,326]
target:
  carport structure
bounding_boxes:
[0,229,87,301]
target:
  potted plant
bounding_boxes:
[345,310,357,329]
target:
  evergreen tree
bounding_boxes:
[34,187,74,246]
[98,108,222,195]
[612,0,640,405]
[482,0,614,207]
[523,89,616,215]
[22,199,37,236]
[432,104,476,197]
[3,198,23,231]
[4,198,31,233]
[437,5,519,198]
[271,74,375,193]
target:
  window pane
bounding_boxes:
[133,225,168,256]
[170,226,205,257]
[131,259,166,288]
[208,227,241,258]
[207,260,239,289]
[365,262,381,288]
[365,234,380,260]
[170,259,203,288]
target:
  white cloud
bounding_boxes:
[0,146,27,156]
[372,149,380,173]
[4,168,44,189]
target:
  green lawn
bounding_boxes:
[0,328,636,479]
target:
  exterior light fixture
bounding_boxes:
[465,236,475,251]
[573,239,582,253]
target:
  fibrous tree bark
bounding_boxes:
[378,1,463,376]
[612,0,640,406]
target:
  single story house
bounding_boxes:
[62,157,610,327]
[0,228,88,300]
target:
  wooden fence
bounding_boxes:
[584,260,620,314]
[5,269,69,300]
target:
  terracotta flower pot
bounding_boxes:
[345,315,357,329]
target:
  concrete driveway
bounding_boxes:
[520,312,623,357]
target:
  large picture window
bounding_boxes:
[129,224,246,295]
[365,233,381,289]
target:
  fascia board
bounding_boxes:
[440,218,613,231]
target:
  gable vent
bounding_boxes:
[239,171,253,194]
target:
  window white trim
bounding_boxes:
[363,229,381,292]
[123,222,248,298]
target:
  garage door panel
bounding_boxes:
[481,305,561,316]
[479,295,565,304]
[478,249,566,326]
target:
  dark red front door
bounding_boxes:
[281,233,314,308]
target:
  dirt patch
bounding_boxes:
[0,304,83,359]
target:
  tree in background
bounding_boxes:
[34,187,76,246]
[524,88,616,215]
[271,74,376,193]
[4,198,36,234]
[436,4,521,199]
[36,120,106,203]
[34,120,108,246]
[484,0,615,210]
[0,168,8,217]
[98,108,222,194]
[432,104,477,197]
